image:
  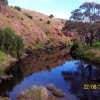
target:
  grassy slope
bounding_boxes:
[0,51,16,75]
[21,9,72,45]
[0,5,47,48]
[78,42,100,62]
[0,5,74,48]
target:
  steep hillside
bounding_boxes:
[0,4,74,49]
[0,5,47,48]
[21,9,73,45]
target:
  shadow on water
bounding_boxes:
[0,48,100,100]
[62,60,100,100]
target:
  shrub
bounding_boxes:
[70,44,79,52]
[0,27,24,57]
[49,14,54,18]
[11,51,17,57]
[45,31,49,35]
[45,40,51,45]
[24,13,33,20]
[14,6,21,11]
[47,20,51,24]
[35,37,40,44]
[21,18,24,20]
[39,18,42,21]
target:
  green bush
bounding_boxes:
[11,51,17,57]
[70,44,79,52]
[45,31,49,35]
[24,13,33,20]
[0,27,24,57]
[35,37,40,44]
[14,6,21,11]
[45,40,51,45]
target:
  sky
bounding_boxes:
[8,0,100,19]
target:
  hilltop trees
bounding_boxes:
[63,2,100,46]
[0,27,24,58]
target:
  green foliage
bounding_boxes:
[64,2,100,46]
[62,20,76,30]
[0,51,11,70]
[93,42,100,47]
[45,31,49,35]
[24,13,33,20]
[47,20,51,24]
[14,6,21,11]
[79,50,85,56]
[70,39,82,51]
[0,27,24,57]
[11,51,17,57]
[35,37,40,44]
[70,44,79,52]
[45,40,51,45]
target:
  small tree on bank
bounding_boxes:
[0,27,24,57]
[63,2,100,46]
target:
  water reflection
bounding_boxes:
[62,60,100,100]
[0,48,100,100]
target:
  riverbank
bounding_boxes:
[72,43,100,65]
[0,51,17,76]
[0,51,28,84]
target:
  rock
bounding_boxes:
[52,89,65,97]
[47,84,55,91]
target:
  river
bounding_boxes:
[0,48,100,100]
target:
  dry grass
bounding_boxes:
[0,96,10,100]
[0,5,73,48]
[22,9,63,32]
[0,51,16,76]
[17,86,54,100]
[21,9,71,44]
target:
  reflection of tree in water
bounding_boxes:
[0,62,24,96]
[62,60,100,100]
[20,48,72,77]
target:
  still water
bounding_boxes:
[0,48,100,100]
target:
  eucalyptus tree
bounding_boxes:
[64,2,100,46]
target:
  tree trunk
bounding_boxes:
[90,39,93,46]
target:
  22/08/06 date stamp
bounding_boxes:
[83,84,100,89]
